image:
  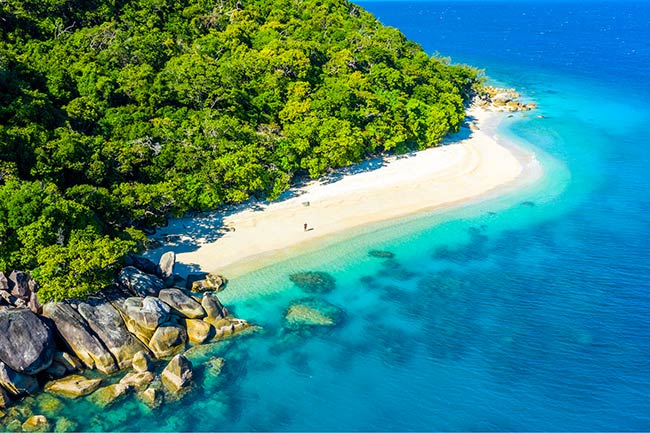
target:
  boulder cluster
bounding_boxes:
[474,86,538,113]
[0,251,250,419]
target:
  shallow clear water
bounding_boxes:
[28,2,650,431]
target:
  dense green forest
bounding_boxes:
[0,0,482,301]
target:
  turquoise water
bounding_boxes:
[28,2,650,430]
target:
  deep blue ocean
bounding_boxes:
[27,1,650,431]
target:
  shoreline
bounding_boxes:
[148,106,543,278]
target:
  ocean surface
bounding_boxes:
[28,1,650,431]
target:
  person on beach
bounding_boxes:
[304,223,308,232]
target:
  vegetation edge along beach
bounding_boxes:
[0,0,539,426]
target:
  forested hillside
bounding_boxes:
[0,0,482,300]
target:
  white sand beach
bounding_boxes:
[150,107,540,276]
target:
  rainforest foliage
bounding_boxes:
[0,0,482,300]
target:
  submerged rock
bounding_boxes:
[161,354,193,393]
[138,386,163,409]
[88,383,130,408]
[53,417,79,433]
[368,250,395,259]
[289,271,336,293]
[5,419,22,432]
[0,362,39,396]
[0,309,54,375]
[36,393,64,414]
[158,288,205,319]
[45,375,102,399]
[22,415,49,432]
[148,324,187,358]
[284,298,345,330]
[42,302,118,374]
[206,357,225,378]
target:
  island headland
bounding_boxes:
[0,0,542,428]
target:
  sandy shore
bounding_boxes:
[149,107,540,276]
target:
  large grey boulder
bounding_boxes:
[42,302,118,374]
[148,323,187,358]
[118,266,165,297]
[77,299,149,369]
[158,288,205,319]
[0,309,54,374]
[201,292,228,320]
[161,354,192,393]
[0,361,39,396]
[158,252,175,284]
[115,297,170,343]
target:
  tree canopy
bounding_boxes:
[0,0,482,301]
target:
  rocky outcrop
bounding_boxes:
[45,375,102,399]
[0,252,252,412]
[42,302,118,374]
[148,324,187,358]
[115,297,170,344]
[161,355,192,393]
[118,267,165,297]
[0,309,54,375]
[0,362,39,396]
[158,288,205,319]
[475,86,537,113]
[77,299,148,369]
[187,273,227,292]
